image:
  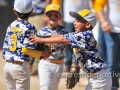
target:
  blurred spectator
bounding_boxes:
[93,0,120,90]
[0,0,7,7]
[97,22,107,61]
[29,0,51,30]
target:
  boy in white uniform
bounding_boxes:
[2,0,50,90]
[33,4,68,90]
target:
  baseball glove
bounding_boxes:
[36,43,50,59]
[29,43,50,65]
[36,43,50,51]
[66,65,80,89]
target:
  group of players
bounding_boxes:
[2,0,114,90]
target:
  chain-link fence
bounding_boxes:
[0,0,16,49]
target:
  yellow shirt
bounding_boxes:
[52,0,107,11]
[51,0,107,24]
[52,0,61,5]
[92,0,107,11]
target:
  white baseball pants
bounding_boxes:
[85,68,112,90]
[4,61,30,90]
[38,59,63,90]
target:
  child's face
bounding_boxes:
[73,18,87,33]
[45,11,61,28]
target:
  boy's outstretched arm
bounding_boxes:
[30,34,69,44]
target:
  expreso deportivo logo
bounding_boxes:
[57,71,120,78]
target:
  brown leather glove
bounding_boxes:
[66,65,80,89]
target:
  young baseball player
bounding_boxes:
[30,9,112,90]
[31,4,68,90]
[2,0,50,90]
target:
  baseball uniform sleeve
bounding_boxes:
[21,47,42,59]
[63,32,91,49]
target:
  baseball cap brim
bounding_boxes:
[69,11,85,20]
[45,10,61,15]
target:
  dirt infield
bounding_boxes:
[0,50,120,90]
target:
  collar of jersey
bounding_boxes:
[17,18,27,21]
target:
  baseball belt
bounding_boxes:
[43,59,64,64]
[6,60,28,65]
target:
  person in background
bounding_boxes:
[0,0,7,7]
[29,0,51,30]
[93,0,120,90]
[97,22,107,61]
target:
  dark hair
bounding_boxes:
[16,11,31,19]
[85,21,93,30]
[89,25,93,30]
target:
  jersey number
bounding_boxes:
[9,34,17,51]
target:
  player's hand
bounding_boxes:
[41,50,51,58]
[30,34,41,44]
[101,20,111,33]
